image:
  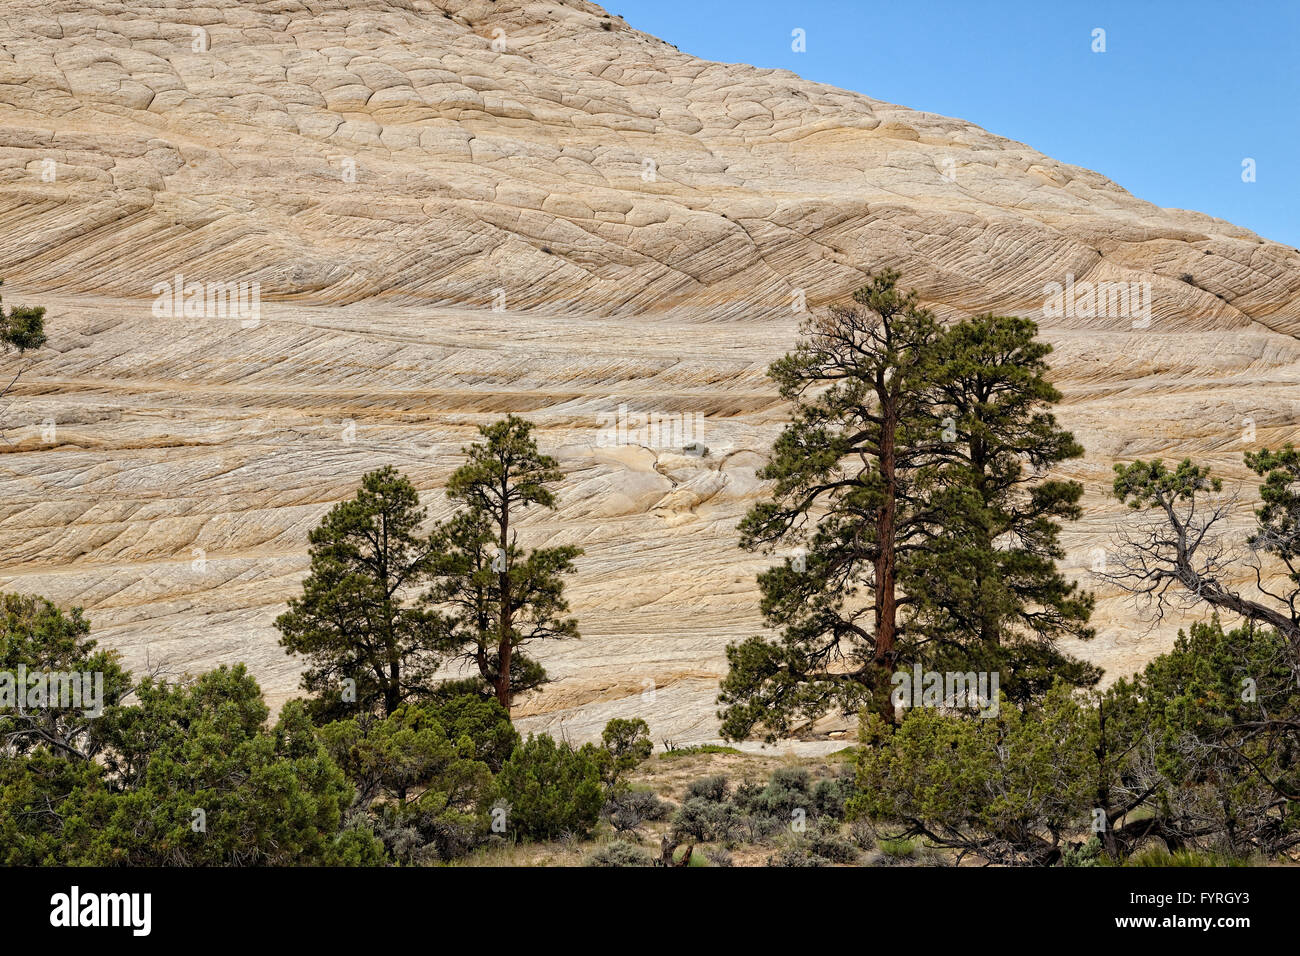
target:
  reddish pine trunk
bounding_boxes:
[873,400,897,668]
[495,637,512,713]
[495,494,513,715]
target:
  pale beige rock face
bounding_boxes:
[1,0,1298,744]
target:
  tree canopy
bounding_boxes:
[719,271,1096,741]
[277,466,447,721]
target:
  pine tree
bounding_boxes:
[719,275,1096,741]
[909,313,1098,701]
[1106,448,1300,651]
[720,271,945,739]
[277,466,446,720]
[440,416,581,714]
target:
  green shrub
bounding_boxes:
[424,694,519,772]
[806,826,860,864]
[584,840,654,867]
[2,668,387,866]
[0,595,386,867]
[0,282,46,353]
[1059,836,1102,867]
[851,686,1095,866]
[670,767,856,849]
[878,837,917,859]
[739,766,813,818]
[660,744,742,758]
[765,822,860,867]
[1100,618,1300,860]
[739,812,786,844]
[495,734,603,841]
[848,818,876,850]
[318,702,494,864]
[595,718,653,793]
[812,770,857,819]
[1122,847,1250,867]
[767,846,829,867]
[604,788,672,834]
[707,846,734,867]
[673,796,744,843]
[685,774,730,802]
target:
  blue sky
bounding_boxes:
[611,0,1300,248]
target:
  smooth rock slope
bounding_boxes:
[0,0,1297,743]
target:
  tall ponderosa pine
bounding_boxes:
[277,466,445,720]
[720,271,945,739]
[719,273,1096,741]
[909,314,1098,700]
[441,415,581,713]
